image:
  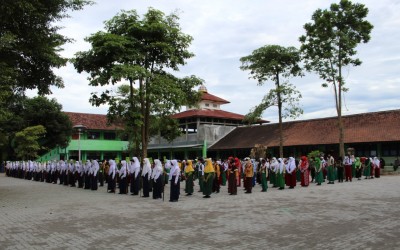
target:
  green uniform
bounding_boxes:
[203,172,214,196]
[315,158,323,185]
[185,172,194,194]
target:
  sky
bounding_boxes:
[28,0,400,123]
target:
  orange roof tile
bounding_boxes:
[64,112,122,131]
[201,92,230,104]
[171,109,268,123]
[210,109,400,150]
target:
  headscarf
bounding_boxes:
[277,158,284,173]
[142,158,152,177]
[204,158,215,173]
[373,157,380,168]
[152,159,163,180]
[300,156,308,168]
[184,160,194,173]
[287,157,296,173]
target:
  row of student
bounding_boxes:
[4,154,382,202]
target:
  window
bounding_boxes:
[205,103,210,107]
[87,131,100,140]
[213,104,217,108]
[104,132,116,140]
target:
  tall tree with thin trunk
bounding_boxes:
[74,9,201,163]
[299,0,373,157]
[240,45,303,158]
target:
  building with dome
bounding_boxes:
[147,84,268,160]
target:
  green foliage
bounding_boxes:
[0,96,72,160]
[307,150,322,159]
[0,0,92,95]
[240,45,303,121]
[74,8,202,158]
[244,81,303,124]
[299,0,373,89]
[299,0,373,157]
[23,96,73,152]
[240,45,303,85]
[240,45,303,158]
[14,125,46,160]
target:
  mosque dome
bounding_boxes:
[198,84,208,93]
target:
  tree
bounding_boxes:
[23,96,72,155]
[74,9,202,162]
[299,0,373,157]
[240,45,303,158]
[14,125,46,160]
[0,96,72,160]
[0,0,92,95]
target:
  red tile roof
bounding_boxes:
[201,92,230,104]
[64,112,122,131]
[210,109,400,150]
[171,109,268,123]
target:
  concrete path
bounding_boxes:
[0,175,399,250]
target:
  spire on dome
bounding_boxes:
[198,84,208,93]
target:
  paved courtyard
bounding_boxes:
[0,174,399,250]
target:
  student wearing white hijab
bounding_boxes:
[276,158,285,190]
[107,160,116,193]
[285,157,297,189]
[131,157,141,195]
[141,158,152,198]
[169,160,181,202]
[118,160,127,194]
[151,159,163,199]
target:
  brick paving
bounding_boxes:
[0,174,399,250]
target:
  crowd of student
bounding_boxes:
[3,154,383,202]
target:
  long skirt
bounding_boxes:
[327,166,335,182]
[212,175,220,193]
[107,175,115,192]
[244,176,252,193]
[131,174,140,195]
[285,173,296,188]
[337,167,344,182]
[228,173,237,194]
[185,173,194,194]
[315,170,324,184]
[142,173,150,197]
[270,171,276,187]
[91,174,98,190]
[198,175,204,192]
[356,167,363,179]
[345,165,352,181]
[364,165,371,178]
[221,171,227,186]
[301,169,309,186]
[261,172,268,191]
[119,177,127,194]
[375,167,380,178]
[203,173,214,196]
[169,176,180,201]
[153,176,163,199]
[277,172,285,189]
[296,169,301,182]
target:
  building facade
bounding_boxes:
[147,85,268,160]
[37,112,129,162]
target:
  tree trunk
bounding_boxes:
[139,78,146,168]
[338,53,345,158]
[276,73,283,158]
[338,80,345,158]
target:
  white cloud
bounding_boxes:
[27,0,400,123]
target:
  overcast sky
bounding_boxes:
[29,0,400,122]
